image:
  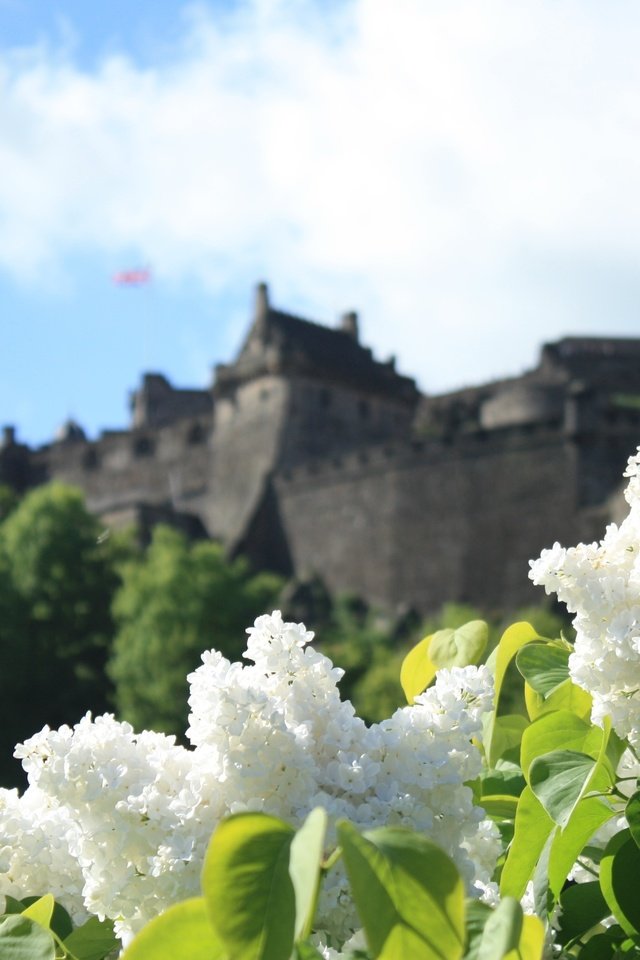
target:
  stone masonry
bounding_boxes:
[3,283,640,615]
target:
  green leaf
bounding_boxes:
[21,895,54,931]
[520,711,596,781]
[488,716,529,767]
[480,765,525,799]
[478,796,518,820]
[500,786,554,899]
[62,916,120,960]
[119,898,225,960]
[547,797,616,898]
[428,621,488,669]
[400,634,437,704]
[524,678,592,722]
[289,808,327,941]
[529,750,597,827]
[505,915,545,960]
[338,821,465,960]
[0,914,56,960]
[557,881,610,947]
[463,901,493,960]
[1,897,26,915]
[476,897,522,960]
[572,933,616,960]
[484,622,539,766]
[625,791,640,851]
[516,644,570,699]
[202,812,296,960]
[600,829,640,938]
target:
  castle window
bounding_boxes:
[358,399,370,420]
[133,436,154,457]
[186,423,206,446]
[83,448,99,470]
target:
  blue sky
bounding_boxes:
[2,0,640,447]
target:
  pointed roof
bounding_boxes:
[214,283,419,404]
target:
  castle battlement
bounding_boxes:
[3,285,640,614]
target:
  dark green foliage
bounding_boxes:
[0,484,119,787]
[108,525,283,736]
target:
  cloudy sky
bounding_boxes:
[2,0,640,446]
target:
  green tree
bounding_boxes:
[108,526,283,736]
[0,484,119,786]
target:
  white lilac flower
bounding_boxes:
[1,611,499,946]
[530,447,640,746]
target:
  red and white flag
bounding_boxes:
[112,267,152,286]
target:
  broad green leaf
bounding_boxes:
[520,711,596,781]
[476,897,522,960]
[500,787,554,899]
[529,750,598,827]
[484,622,539,766]
[574,933,617,960]
[338,821,465,960]
[400,633,437,704]
[525,678,592,722]
[428,621,488,669]
[62,916,119,960]
[548,797,616,898]
[504,915,545,960]
[600,829,640,937]
[21,894,54,930]
[202,812,296,960]
[557,881,610,946]
[119,898,225,960]
[0,914,56,960]
[480,761,526,799]
[625,791,640,850]
[463,901,493,960]
[515,644,570,699]
[488,715,528,767]
[478,795,518,820]
[289,807,327,941]
[2,897,26,915]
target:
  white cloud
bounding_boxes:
[1,0,640,391]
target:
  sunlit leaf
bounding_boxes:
[476,897,522,960]
[20,895,54,931]
[428,621,488,669]
[202,812,296,960]
[119,898,225,960]
[400,634,437,704]
[500,787,554,899]
[289,808,327,941]
[0,914,56,960]
[484,622,539,766]
[520,711,595,781]
[548,797,616,898]
[338,821,465,960]
[515,644,570,699]
[529,750,598,827]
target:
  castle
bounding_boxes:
[3,282,640,615]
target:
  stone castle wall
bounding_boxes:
[4,290,640,616]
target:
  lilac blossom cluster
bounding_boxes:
[0,611,499,947]
[530,448,640,746]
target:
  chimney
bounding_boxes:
[1,425,16,449]
[340,311,359,341]
[254,282,270,324]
